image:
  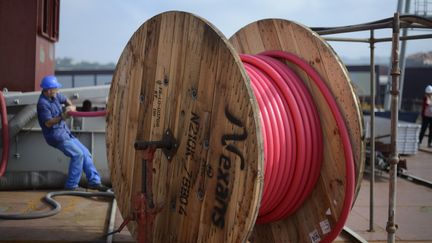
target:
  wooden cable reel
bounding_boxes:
[107,11,364,243]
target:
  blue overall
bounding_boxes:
[37,92,101,189]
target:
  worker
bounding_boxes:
[37,75,109,191]
[419,85,432,148]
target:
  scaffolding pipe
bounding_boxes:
[324,34,432,43]
[397,0,404,14]
[374,33,432,42]
[323,37,370,43]
[369,29,376,233]
[387,12,401,243]
[316,22,393,35]
[314,15,432,36]
[398,0,411,110]
[316,24,429,36]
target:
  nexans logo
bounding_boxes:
[211,106,248,229]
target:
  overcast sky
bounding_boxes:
[56,0,432,64]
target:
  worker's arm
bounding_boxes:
[426,95,432,105]
[64,98,77,113]
[37,102,63,128]
[39,94,75,128]
[65,98,73,107]
[44,116,63,128]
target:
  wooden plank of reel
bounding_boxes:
[107,11,263,243]
[106,11,364,243]
[229,20,364,242]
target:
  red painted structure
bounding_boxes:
[0,0,59,92]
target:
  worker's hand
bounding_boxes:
[65,105,76,112]
[61,105,76,120]
[61,111,70,120]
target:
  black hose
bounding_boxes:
[0,104,37,147]
[0,171,67,190]
[0,190,114,220]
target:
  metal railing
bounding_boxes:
[55,69,114,88]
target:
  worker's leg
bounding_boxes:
[70,137,101,185]
[419,116,428,144]
[54,139,84,189]
[428,117,432,147]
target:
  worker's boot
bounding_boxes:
[87,184,110,192]
[65,186,87,192]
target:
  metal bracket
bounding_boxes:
[108,139,166,242]
[134,129,178,161]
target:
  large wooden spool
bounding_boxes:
[230,19,364,242]
[107,11,364,243]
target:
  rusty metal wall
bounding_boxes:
[0,0,58,92]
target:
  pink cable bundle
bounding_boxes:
[241,51,354,243]
[0,91,9,177]
[67,110,107,117]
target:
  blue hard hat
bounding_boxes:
[40,75,62,89]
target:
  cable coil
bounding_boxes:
[241,51,355,243]
[0,91,9,177]
[67,110,107,117]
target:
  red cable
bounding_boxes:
[67,110,107,117]
[263,50,355,243]
[244,64,288,215]
[261,55,323,215]
[0,91,9,177]
[240,51,355,243]
[242,54,322,223]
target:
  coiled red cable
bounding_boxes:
[240,51,354,243]
[0,91,9,177]
[67,110,107,117]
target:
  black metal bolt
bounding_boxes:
[197,189,204,200]
[191,88,197,100]
[206,164,213,178]
[203,140,209,150]
[170,199,176,212]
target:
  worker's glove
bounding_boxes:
[61,105,76,120]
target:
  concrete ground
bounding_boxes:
[339,145,432,243]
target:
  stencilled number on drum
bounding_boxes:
[178,111,200,216]
[185,112,200,158]
[178,168,192,216]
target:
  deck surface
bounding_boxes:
[0,145,431,243]
[336,140,432,243]
[0,190,134,242]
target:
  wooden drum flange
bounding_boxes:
[107,11,263,243]
[107,11,364,243]
[230,19,364,243]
